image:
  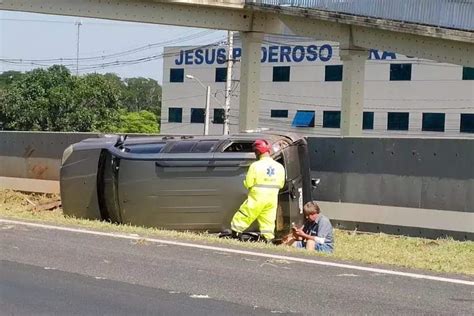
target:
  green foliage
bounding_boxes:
[0,71,24,90]
[122,77,162,118]
[0,66,162,133]
[111,110,159,134]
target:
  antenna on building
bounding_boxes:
[223,30,234,135]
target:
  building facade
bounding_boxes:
[161,35,474,137]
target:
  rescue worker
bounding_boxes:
[230,139,286,242]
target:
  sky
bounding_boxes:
[0,10,226,83]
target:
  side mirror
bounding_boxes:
[311,178,321,188]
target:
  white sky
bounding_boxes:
[0,10,226,83]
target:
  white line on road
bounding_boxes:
[1,218,473,286]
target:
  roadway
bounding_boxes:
[1,220,473,315]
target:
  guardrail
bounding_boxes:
[248,0,474,31]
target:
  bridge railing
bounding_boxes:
[247,0,474,31]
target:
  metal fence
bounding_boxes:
[247,0,474,31]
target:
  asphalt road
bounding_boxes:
[1,221,473,315]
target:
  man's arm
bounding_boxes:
[278,164,286,189]
[295,228,325,244]
[243,163,256,189]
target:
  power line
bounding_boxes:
[1,39,227,73]
[0,30,220,62]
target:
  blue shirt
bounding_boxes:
[303,214,334,250]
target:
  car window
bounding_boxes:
[168,141,196,153]
[124,143,165,154]
[193,141,219,153]
[223,141,254,152]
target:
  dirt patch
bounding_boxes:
[0,189,61,212]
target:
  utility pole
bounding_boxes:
[75,20,82,76]
[204,86,211,136]
[186,74,211,136]
[223,30,234,135]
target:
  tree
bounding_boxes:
[122,77,162,119]
[0,71,24,90]
[0,65,122,132]
[112,110,159,134]
[1,67,162,133]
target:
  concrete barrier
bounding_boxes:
[0,131,472,239]
[307,137,473,240]
[0,131,100,181]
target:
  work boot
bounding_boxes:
[231,230,242,240]
[218,229,232,238]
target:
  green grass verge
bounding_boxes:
[1,190,473,276]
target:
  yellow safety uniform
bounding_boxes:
[230,156,285,240]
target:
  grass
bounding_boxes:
[1,190,473,276]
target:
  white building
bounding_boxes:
[161,35,474,137]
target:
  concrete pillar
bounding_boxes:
[340,48,367,136]
[239,31,263,132]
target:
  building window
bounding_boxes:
[462,67,474,80]
[422,113,445,132]
[273,66,290,82]
[292,110,315,127]
[390,64,412,81]
[170,68,184,82]
[215,68,227,82]
[323,111,341,128]
[271,110,288,118]
[460,113,474,133]
[363,112,374,130]
[387,112,409,130]
[190,108,205,123]
[325,65,343,82]
[213,108,225,124]
[168,107,182,123]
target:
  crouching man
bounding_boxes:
[292,201,334,253]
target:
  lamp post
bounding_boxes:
[186,74,210,135]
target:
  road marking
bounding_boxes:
[1,219,473,286]
[190,294,210,299]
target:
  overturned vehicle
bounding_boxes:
[60,131,314,234]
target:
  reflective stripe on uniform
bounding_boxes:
[237,210,248,217]
[252,184,281,189]
[231,222,246,233]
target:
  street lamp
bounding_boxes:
[186,74,210,136]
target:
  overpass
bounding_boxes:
[1,0,473,135]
